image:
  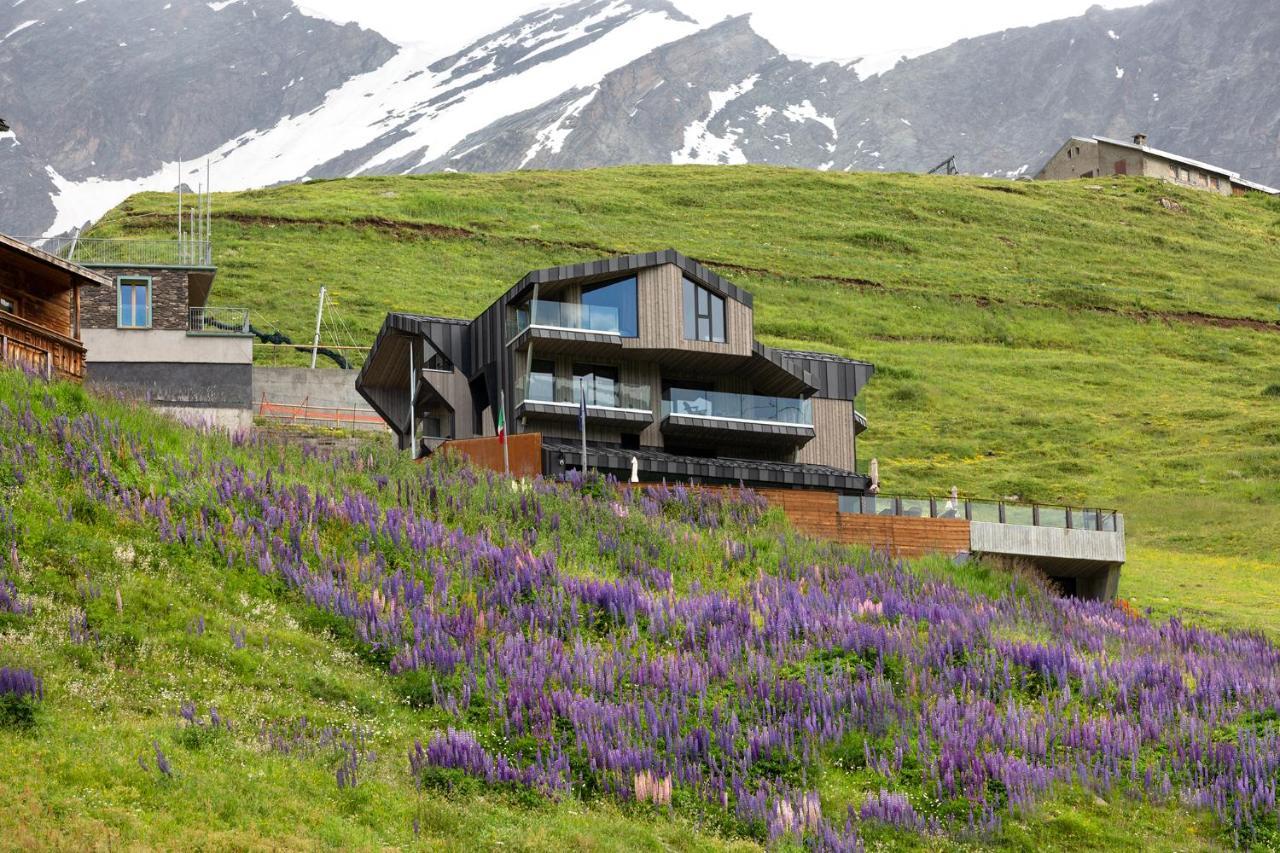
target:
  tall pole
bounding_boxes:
[203,157,211,263]
[177,160,183,260]
[310,286,327,369]
[579,377,587,474]
[500,389,510,475]
[408,340,417,459]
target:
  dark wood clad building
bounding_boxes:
[0,234,108,381]
[357,249,874,493]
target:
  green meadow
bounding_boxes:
[88,166,1280,635]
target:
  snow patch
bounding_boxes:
[1152,92,1159,101]
[781,100,837,139]
[672,75,760,165]
[1107,29,1120,40]
[519,87,598,168]
[1115,66,1124,79]
[208,0,244,10]
[2,19,37,41]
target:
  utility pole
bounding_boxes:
[408,340,417,460]
[310,286,327,369]
[177,159,183,260]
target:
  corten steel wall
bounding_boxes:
[438,433,542,479]
[81,268,192,330]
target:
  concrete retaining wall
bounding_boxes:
[252,366,384,431]
[969,520,1126,567]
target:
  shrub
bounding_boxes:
[0,667,43,729]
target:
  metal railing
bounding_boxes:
[516,373,651,411]
[188,306,250,335]
[838,494,1122,532]
[15,236,212,267]
[662,388,814,426]
[510,299,623,337]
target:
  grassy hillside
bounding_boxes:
[88,167,1280,634]
[2,369,1275,849]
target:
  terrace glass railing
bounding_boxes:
[516,374,651,412]
[838,494,1121,532]
[662,388,813,427]
[510,299,622,337]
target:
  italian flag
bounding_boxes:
[496,405,506,444]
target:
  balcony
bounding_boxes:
[515,374,653,427]
[660,388,815,447]
[189,307,251,336]
[15,236,212,268]
[1,312,86,381]
[506,299,630,357]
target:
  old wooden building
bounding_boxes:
[0,234,107,381]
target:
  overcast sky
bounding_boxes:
[296,0,1153,72]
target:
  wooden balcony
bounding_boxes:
[1,312,86,381]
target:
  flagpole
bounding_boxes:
[499,389,510,476]
[579,377,587,474]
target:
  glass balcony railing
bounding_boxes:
[516,374,651,412]
[510,299,623,337]
[662,388,813,427]
[837,494,1122,532]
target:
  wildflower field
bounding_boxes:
[0,370,1277,850]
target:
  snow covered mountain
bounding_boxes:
[1,0,1276,237]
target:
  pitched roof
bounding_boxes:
[0,234,110,286]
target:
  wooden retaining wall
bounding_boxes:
[752,488,970,557]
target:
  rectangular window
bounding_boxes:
[574,363,619,408]
[682,277,725,343]
[0,294,15,315]
[116,276,151,329]
[580,276,638,337]
[527,358,556,402]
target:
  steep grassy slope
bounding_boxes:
[2,370,1272,850]
[88,167,1280,634]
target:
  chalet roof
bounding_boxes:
[507,248,754,308]
[0,234,110,286]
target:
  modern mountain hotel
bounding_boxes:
[358,249,1127,599]
[358,249,872,492]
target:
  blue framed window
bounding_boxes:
[117,276,152,329]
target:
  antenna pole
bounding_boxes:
[205,159,212,265]
[177,159,183,258]
[310,286,327,369]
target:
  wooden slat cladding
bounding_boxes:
[833,514,971,558]
[796,398,856,470]
[629,264,752,357]
[1,313,86,380]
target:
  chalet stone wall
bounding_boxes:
[80,267,189,330]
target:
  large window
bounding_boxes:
[580,276,638,337]
[574,363,619,408]
[682,277,725,343]
[117,276,152,329]
[527,358,556,402]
